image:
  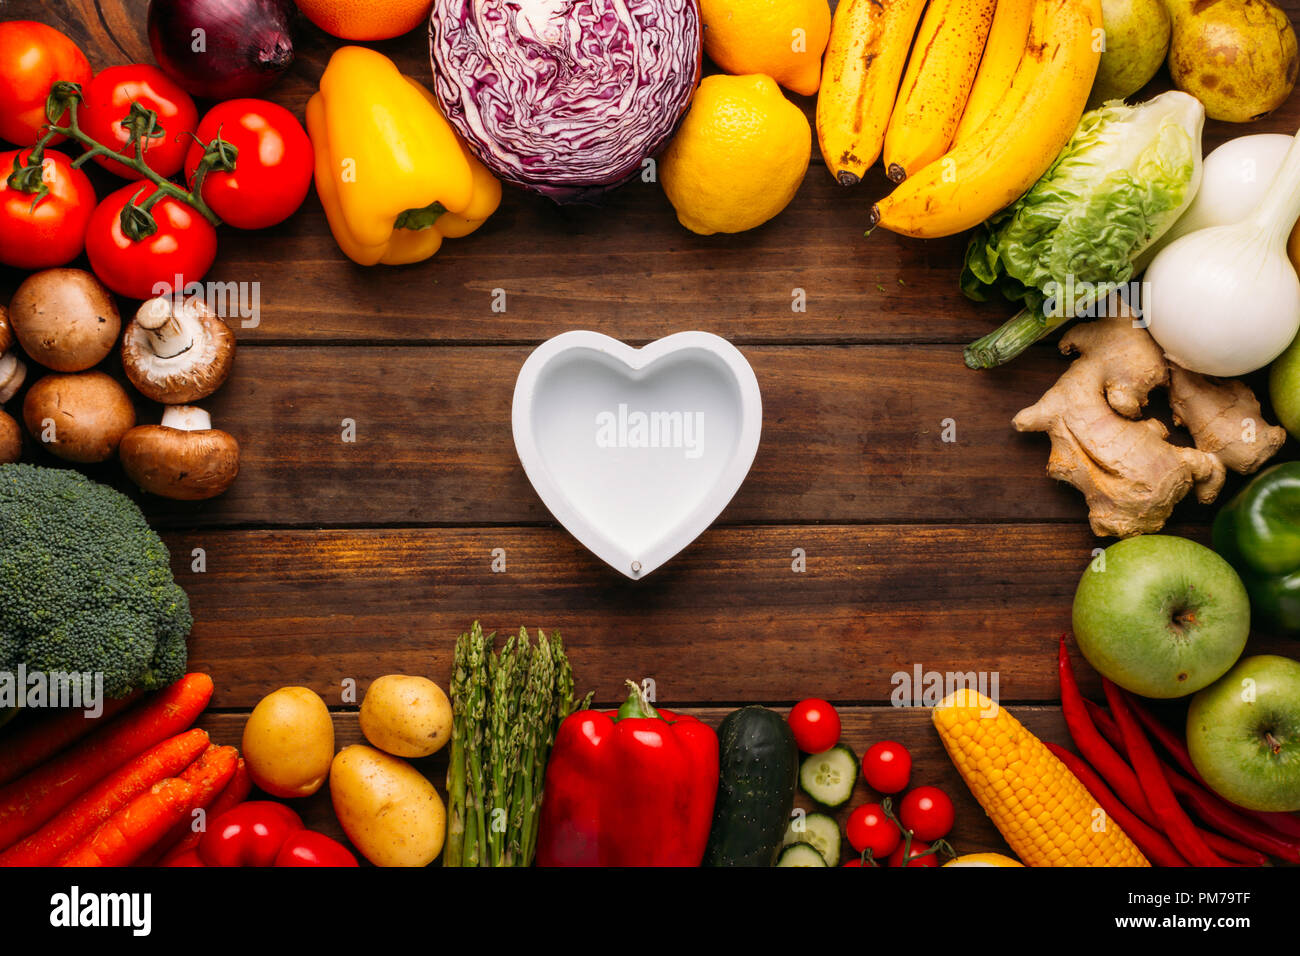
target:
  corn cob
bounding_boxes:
[932,688,1150,867]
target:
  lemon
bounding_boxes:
[660,74,811,236]
[701,0,831,96]
[943,852,1025,867]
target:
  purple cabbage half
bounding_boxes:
[429,0,702,203]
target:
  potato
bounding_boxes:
[329,744,445,867]
[359,675,452,758]
[241,686,334,798]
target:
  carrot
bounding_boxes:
[1045,742,1190,867]
[148,756,250,866]
[0,728,210,867]
[0,692,141,787]
[57,744,238,868]
[56,779,196,867]
[1103,680,1230,866]
[0,673,213,852]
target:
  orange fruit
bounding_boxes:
[293,0,434,41]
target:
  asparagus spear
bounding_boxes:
[488,630,527,867]
[464,621,490,867]
[513,631,555,866]
[443,631,469,867]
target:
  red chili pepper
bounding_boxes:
[1044,742,1188,867]
[1086,699,1291,865]
[1103,679,1229,867]
[535,680,718,867]
[197,801,303,867]
[1058,636,1156,823]
[273,830,358,867]
[159,846,205,867]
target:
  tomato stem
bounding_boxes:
[17,82,224,233]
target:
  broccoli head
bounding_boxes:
[0,463,192,698]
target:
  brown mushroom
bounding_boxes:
[121,296,235,404]
[0,305,27,404]
[120,405,240,500]
[0,409,21,464]
[22,371,136,463]
[8,268,121,372]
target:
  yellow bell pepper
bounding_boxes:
[305,46,501,266]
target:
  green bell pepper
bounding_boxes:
[1213,462,1300,635]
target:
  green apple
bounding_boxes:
[1187,655,1300,812]
[1072,535,1249,698]
[1269,332,1300,437]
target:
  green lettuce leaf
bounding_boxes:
[960,91,1205,314]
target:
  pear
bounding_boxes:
[1166,0,1298,122]
[1088,0,1171,107]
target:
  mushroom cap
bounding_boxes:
[120,423,240,500]
[0,351,25,404]
[0,410,21,464]
[0,304,12,354]
[121,297,236,404]
[22,371,136,463]
[9,269,121,373]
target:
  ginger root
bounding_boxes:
[1013,313,1285,538]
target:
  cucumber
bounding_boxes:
[782,811,842,865]
[776,842,828,867]
[799,743,858,808]
[703,706,798,867]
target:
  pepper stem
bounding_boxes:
[615,679,659,721]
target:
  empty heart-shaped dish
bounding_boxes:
[512,331,762,579]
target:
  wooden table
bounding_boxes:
[9,0,1300,861]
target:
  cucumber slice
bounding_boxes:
[776,842,828,867]
[799,743,858,808]
[782,811,841,865]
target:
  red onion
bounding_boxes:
[148,0,296,100]
[429,0,702,203]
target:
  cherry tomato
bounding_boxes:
[888,839,940,868]
[899,786,955,842]
[862,740,912,794]
[79,65,197,180]
[183,99,312,230]
[0,148,95,269]
[787,698,841,754]
[844,802,901,859]
[85,182,217,299]
[0,21,92,146]
[273,830,359,867]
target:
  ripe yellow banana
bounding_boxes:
[953,0,1035,144]
[870,0,1101,238]
[816,0,928,186]
[883,0,998,182]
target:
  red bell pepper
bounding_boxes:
[197,801,304,867]
[274,830,358,867]
[536,680,718,866]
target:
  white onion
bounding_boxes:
[1144,129,1300,377]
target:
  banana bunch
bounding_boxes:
[816,0,1102,238]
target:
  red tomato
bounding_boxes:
[787,698,841,754]
[159,847,205,867]
[842,859,864,867]
[198,801,304,867]
[888,839,939,868]
[183,99,312,230]
[273,831,359,867]
[899,786,955,842]
[0,21,92,146]
[844,802,901,859]
[85,182,217,299]
[862,740,912,794]
[78,65,197,180]
[0,148,95,269]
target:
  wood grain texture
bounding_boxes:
[167,524,1298,710]
[20,344,1279,529]
[195,705,1078,863]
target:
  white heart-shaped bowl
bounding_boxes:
[512,330,762,580]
